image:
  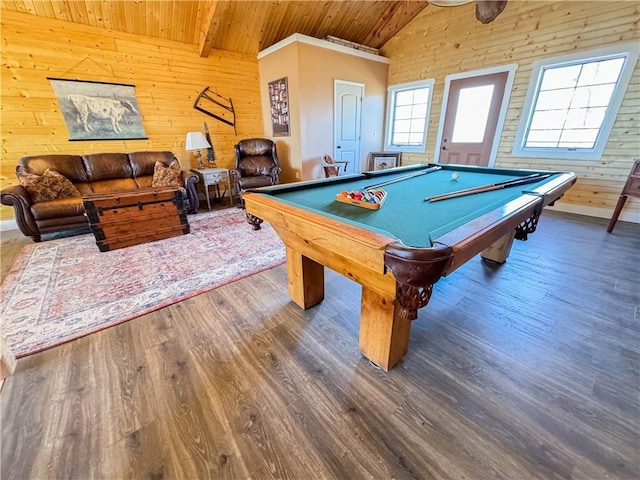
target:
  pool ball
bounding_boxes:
[451,172,459,181]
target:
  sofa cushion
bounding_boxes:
[31,197,85,221]
[239,156,276,176]
[152,160,182,187]
[237,175,275,189]
[90,179,139,194]
[129,151,176,177]
[236,138,274,156]
[134,175,154,189]
[17,155,89,183]
[136,176,188,198]
[17,168,81,202]
[74,183,95,196]
[82,153,133,182]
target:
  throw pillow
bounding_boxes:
[17,168,81,202]
[152,160,182,188]
[46,169,81,199]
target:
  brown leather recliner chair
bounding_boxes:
[231,138,281,205]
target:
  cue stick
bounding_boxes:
[364,165,442,191]
[424,173,552,202]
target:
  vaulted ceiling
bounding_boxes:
[1,0,432,57]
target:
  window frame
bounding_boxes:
[384,79,435,153]
[512,42,639,161]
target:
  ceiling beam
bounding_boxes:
[362,0,430,49]
[198,0,224,57]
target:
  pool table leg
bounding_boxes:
[286,247,325,308]
[481,230,516,264]
[359,287,411,371]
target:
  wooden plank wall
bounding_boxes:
[382,0,640,221]
[0,9,264,221]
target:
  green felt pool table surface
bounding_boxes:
[257,164,567,248]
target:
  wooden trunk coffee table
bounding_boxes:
[83,187,190,252]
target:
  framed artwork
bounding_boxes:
[368,152,402,171]
[268,77,290,136]
[47,78,147,141]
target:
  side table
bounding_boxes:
[191,167,234,210]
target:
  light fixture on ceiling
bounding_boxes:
[428,0,474,6]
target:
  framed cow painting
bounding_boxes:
[47,78,147,141]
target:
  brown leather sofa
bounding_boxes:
[231,138,281,204]
[1,151,199,242]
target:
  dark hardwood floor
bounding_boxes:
[1,211,638,479]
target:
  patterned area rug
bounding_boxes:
[1,208,285,358]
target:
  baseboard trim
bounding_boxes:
[546,202,640,224]
[0,219,18,232]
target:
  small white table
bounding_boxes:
[191,167,234,210]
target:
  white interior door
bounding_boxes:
[334,80,363,174]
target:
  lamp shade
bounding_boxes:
[185,131,211,150]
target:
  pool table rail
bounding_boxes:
[383,241,453,321]
[245,193,400,296]
[436,171,577,272]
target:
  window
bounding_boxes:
[384,79,435,153]
[513,42,639,160]
[451,84,494,143]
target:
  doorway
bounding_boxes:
[435,64,517,167]
[334,80,363,174]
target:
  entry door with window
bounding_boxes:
[334,81,363,175]
[437,66,516,166]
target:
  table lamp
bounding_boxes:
[185,132,211,169]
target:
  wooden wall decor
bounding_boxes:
[193,87,236,135]
[268,77,290,137]
[48,78,148,141]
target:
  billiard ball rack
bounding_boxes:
[333,165,440,210]
[335,188,387,210]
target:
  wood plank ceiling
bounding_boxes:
[0,0,431,57]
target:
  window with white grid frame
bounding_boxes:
[513,42,639,160]
[384,79,435,153]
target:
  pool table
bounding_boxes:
[243,163,576,371]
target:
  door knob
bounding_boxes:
[337,146,342,149]
[442,146,448,150]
